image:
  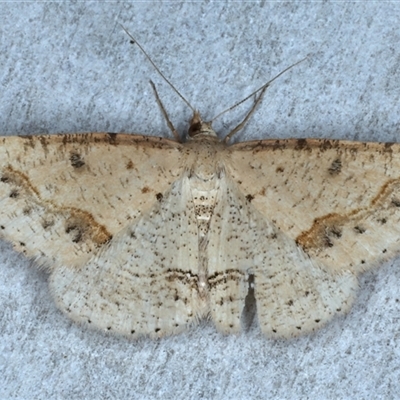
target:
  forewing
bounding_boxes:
[0,133,184,269]
[225,139,400,273]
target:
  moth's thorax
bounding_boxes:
[184,135,225,182]
[184,130,225,263]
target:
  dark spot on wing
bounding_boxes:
[142,186,150,194]
[69,152,85,168]
[391,198,400,207]
[354,225,366,234]
[9,189,19,198]
[323,235,334,248]
[107,132,118,144]
[126,160,134,170]
[295,139,310,150]
[23,207,32,215]
[246,194,254,202]
[42,219,54,229]
[156,193,163,202]
[329,225,342,238]
[328,158,342,175]
[66,224,83,243]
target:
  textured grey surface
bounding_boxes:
[1,2,400,399]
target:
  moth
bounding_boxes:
[1,37,399,340]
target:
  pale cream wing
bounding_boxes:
[206,173,255,334]
[49,175,206,338]
[0,133,184,269]
[225,139,400,273]
[207,173,358,338]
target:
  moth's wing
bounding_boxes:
[207,174,358,338]
[49,175,207,338]
[0,133,184,269]
[206,176,253,334]
[225,139,400,274]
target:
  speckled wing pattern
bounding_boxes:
[1,128,400,339]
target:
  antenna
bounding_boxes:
[120,25,195,113]
[217,56,309,142]
[212,56,308,124]
[121,24,307,142]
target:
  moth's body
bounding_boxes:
[185,136,222,302]
[1,112,400,339]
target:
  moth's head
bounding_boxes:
[187,111,217,139]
